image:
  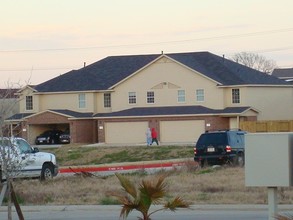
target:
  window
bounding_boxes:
[104,93,111,108]
[177,90,185,102]
[147,91,154,104]
[26,96,33,110]
[232,89,240,103]
[16,139,32,154]
[196,89,204,102]
[128,92,136,104]
[78,93,86,108]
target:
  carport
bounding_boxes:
[25,110,70,144]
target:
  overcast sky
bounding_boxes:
[1,0,293,88]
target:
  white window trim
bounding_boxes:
[78,93,86,109]
[104,93,111,108]
[128,91,137,105]
[232,88,240,104]
[177,89,186,103]
[25,95,33,111]
[196,89,205,102]
[146,91,155,104]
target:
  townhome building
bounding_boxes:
[6,52,293,144]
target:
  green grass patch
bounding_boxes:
[43,144,194,166]
[196,168,214,175]
[100,197,120,205]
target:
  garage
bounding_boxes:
[160,120,205,143]
[105,121,148,144]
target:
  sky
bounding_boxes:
[1,0,293,88]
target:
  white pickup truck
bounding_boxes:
[0,137,58,181]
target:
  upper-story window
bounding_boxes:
[25,96,33,110]
[78,93,86,108]
[196,89,204,102]
[128,92,136,104]
[232,88,240,103]
[104,93,111,108]
[147,91,154,104]
[177,90,185,103]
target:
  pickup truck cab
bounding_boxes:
[0,137,58,181]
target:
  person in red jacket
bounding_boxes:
[151,128,159,145]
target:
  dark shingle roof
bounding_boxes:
[168,52,287,85]
[6,113,34,120]
[93,106,253,118]
[272,68,293,78]
[35,52,289,93]
[48,109,93,118]
[6,110,93,121]
[6,106,254,121]
[35,54,160,92]
[0,89,19,99]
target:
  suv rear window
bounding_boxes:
[196,133,228,148]
[227,132,245,148]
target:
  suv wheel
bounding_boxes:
[233,153,244,167]
[200,159,209,168]
[41,164,53,181]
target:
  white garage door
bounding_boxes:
[105,122,148,144]
[160,120,205,143]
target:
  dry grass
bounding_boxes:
[10,145,293,206]
[11,165,293,205]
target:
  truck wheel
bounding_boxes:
[41,164,53,181]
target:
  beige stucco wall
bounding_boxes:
[37,92,96,113]
[110,57,225,111]
[18,87,40,113]
[224,86,293,120]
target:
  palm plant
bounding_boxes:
[110,172,189,220]
[275,214,293,220]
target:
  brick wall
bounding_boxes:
[70,119,96,143]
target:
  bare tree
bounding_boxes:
[0,82,24,220]
[231,52,276,74]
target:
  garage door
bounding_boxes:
[160,120,205,143]
[105,122,148,144]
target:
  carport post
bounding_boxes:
[10,123,13,136]
[268,187,278,220]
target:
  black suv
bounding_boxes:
[194,130,246,167]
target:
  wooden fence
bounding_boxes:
[240,120,293,133]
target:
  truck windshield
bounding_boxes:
[15,139,33,154]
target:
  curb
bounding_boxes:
[58,159,192,174]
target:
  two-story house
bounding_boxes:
[6,52,293,144]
